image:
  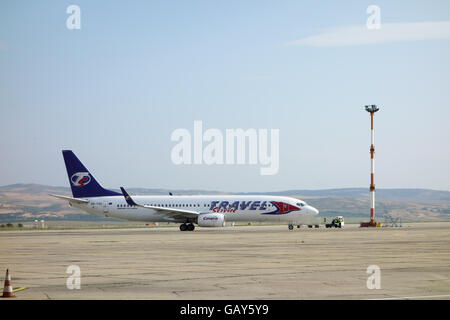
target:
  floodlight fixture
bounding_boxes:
[365,105,379,113]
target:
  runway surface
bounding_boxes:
[1,222,449,300]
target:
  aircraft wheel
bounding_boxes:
[288,224,294,230]
[187,223,195,231]
[180,223,187,231]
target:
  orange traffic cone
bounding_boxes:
[2,269,15,298]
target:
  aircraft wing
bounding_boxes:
[120,187,199,220]
[49,194,89,204]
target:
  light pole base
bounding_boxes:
[360,221,377,227]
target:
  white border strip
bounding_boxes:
[369,294,450,300]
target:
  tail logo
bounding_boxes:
[70,172,91,187]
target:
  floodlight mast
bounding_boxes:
[365,105,379,226]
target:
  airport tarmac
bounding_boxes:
[1,222,449,300]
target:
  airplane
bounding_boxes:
[50,150,319,231]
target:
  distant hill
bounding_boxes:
[242,188,450,202]
[0,184,449,222]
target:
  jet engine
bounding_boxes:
[197,213,225,227]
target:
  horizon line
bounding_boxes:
[1,183,449,194]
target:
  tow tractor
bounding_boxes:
[288,216,344,230]
[325,216,344,228]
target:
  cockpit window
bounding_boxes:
[296,202,305,207]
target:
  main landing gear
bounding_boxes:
[180,223,195,231]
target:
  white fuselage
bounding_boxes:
[72,195,319,224]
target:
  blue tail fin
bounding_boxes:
[62,150,121,198]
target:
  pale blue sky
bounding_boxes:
[1,0,450,192]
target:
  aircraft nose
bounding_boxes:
[310,206,319,215]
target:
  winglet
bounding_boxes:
[120,187,138,206]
